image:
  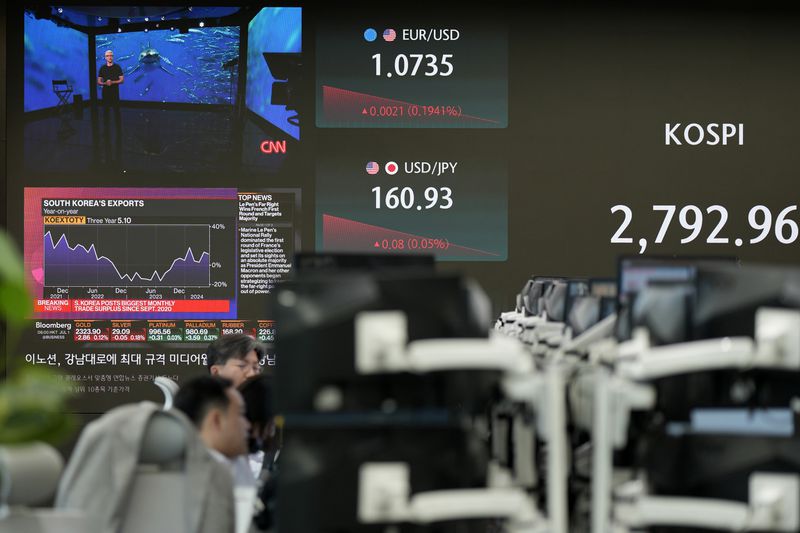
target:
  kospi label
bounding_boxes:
[401,29,461,42]
[664,123,743,146]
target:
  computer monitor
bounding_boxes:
[618,256,738,304]
[623,262,800,423]
[618,258,698,306]
[274,270,499,532]
[543,279,589,323]
[622,263,800,509]
[692,261,800,339]
[587,278,617,321]
[278,423,491,533]
[589,278,617,299]
[640,429,800,504]
[273,271,494,414]
[626,260,800,343]
[522,276,566,316]
[616,256,735,341]
[564,279,590,322]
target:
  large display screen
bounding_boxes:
[98,26,240,104]
[9,2,800,417]
[20,185,299,410]
[24,12,89,112]
[12,5,304,412]
[20,5,302,178]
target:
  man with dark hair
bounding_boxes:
[206,333,266,387]
[239,375,279,531]
[239,375,277,474]
[174,375,251,461]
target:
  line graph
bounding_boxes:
[26,188,240,319]
[44,224,211,288]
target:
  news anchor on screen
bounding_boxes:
[98,50,124,106]
[97,49,123,161]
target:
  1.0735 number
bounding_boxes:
[372,54,454,77]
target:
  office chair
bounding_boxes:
[0,443,93,533]
[154,376,180,410]
[118,411,187,533]
[57,402,236,533]
[122,410,251,533]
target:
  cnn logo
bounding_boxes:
[260,140,287,154]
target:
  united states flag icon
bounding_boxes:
[366,161,380,175]
[383,28,397,42]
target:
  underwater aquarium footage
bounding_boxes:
[24,12,89,112]
[98,26,240,105]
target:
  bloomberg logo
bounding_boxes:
[260,140,287,154]
[665,123,743,146]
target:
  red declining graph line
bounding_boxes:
[322,214,498,257]
[322,85,500,124]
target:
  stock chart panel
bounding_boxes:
[314,7,509,261]
[316,11,507,128]
[316,141,508,261]
[30,188,237,318]
[20,186,296,410]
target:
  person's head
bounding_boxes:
[206,333,266,388]
[104,50,114,65]
[174,375,250,458]
[238,375,276,453]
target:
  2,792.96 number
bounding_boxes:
[611,204,800,247]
